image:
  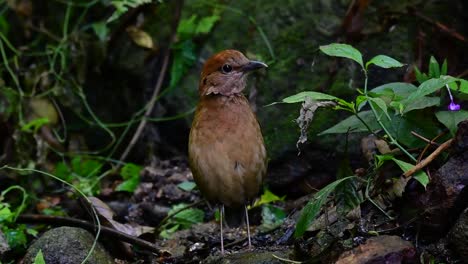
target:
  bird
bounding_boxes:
[188,50,268,254]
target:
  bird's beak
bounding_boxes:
[241,60,268,72]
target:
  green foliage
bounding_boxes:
[284,43,467,237]
[295,176,355,237]
[116,163,142,193]
[435,110,468,136]
[252,188,285,208]
[169,13,220,89]
[0,186,33,249]
[54,157,104,195]
[282,91,340,103]
[33,250,46,264]
[107,0,153,22]
[159,203,204,238]
[319,43,364,68]
[414,56,448,83]
[21,118,50,133]
[392,158,429,188]
[366,55,405,70]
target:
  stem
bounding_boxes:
[363,72,417,162]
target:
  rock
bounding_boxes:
[202,250,293,264]
[335,235,416,264]
[449,207,468,259]
[23,226,113,264]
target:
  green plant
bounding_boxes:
[282,43,468,237]
[159,203,204,239]
[0,185,36,250]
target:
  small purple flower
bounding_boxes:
[449,101,461,111]
[446,84,461,111]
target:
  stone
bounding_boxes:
[23,226,113,264]
[335,235,416,264]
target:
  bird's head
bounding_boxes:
[199,50,267,96]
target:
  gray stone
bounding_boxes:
[23,226,113,264]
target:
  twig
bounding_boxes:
[413,11,467,43]
[414,131,447,163]
[119,0,183,162]
[403,138,454,178]
[17,214,161,254]
[272,254,303,264]
[410,131,440,147]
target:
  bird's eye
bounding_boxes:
[221,64,232,73]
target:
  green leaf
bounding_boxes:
[405,76,458,104]
[177,181,196,191]
[458,79,468,94]
[108,0,152,22]
[253,189,285,207]
[177,15,198,38]
[0,204,13,222]
[33,250,46,264]
[294,176,355,237]
[169,40,197,89]
[92,22,108,41]
[371,82,418,100]
[54,162,72,182]
[320,43,363,68]
[319,110,379,135]
[441,59,448,76]
[71,157,102,178]
[121,163,142,180]
[375,154,394,168]
[414,66,428,84]
[402,96,440,114]
[195,15,220,34]
[428,56,440,78]
[366,55,404,69]
[369,97,391,121]
[392,158,429,188]
[356,95,367,111]
[0,15,9,35]
[282,91,340,103]
[435,110,468,135]
[116,177,140,193]
[169,204,204,229]
[4,225,27,248]
[21,118,49,133]
[159,224,179,239]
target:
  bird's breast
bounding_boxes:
[188,95,267,207]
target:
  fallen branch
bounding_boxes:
[17,214,161,254]
[403,138,454,178]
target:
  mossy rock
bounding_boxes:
[23,226,113,264]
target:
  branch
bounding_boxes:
[403,138,454,178]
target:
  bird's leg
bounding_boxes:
[245,205,252,250]
[220,204,225,255]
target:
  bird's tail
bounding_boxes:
[223,205,245,228]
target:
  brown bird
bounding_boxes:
[188,50,268,254]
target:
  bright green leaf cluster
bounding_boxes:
[116,163,143,193]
